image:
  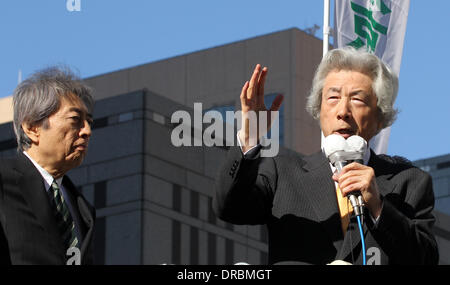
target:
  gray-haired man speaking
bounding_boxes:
[0,66,96,265]
[214,47,438,265]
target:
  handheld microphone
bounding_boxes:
[323,134,367,216]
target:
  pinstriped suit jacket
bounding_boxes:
[0,152,95,265]
[213,146,438,265]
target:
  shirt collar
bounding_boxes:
[23,151,63,190]
[362,146,371,166]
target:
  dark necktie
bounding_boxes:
[48,180,79,250]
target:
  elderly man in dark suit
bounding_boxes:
[213,47,438,265]
[0,67,96,265]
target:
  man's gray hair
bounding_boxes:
[306,47,399,130]
[12,66,94,151]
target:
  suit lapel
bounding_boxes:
[300,151,344,253]
[13,153,65,252]
[370,150,397,197]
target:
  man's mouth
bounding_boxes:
[333,129,355,139]
[74,143,88,151]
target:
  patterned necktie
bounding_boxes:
[48,180,79,251]
[336,185,353,235]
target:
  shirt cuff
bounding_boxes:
[369,200,384,225]
[236,131,262,159]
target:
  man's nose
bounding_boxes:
[336,98,352,120]
[80,119,92,139]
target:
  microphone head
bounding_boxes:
[323,134,347,158]
[346,135,367,153]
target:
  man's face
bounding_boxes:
[320,70,381,142]
[36,95,92,175]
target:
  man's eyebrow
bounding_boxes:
[350,89,369,96]
[326,87,341,94]
[68,107,93,119]
[68,107,82,114]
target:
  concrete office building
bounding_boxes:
[414,154,450,264]
[0,27,449,264]
[81,27,323,264]
[0,96,13,124]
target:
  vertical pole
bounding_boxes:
[321,0,331,148]
[323,0,330,57]
[18,69,22,84]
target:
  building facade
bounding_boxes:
[414,154,450,264]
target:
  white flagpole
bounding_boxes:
[321,0,331,148]
[323,0,330,57]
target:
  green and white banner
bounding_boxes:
[334,0,410,154]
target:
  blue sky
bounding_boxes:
[0,1,449,161]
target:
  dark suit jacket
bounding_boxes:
[0,152,96,265]
[213,146,438,265]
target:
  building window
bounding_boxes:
[190,191,199,218]
[152,112,166,125]
[92,117,108,129]
[207,197,216,225]
[94,216,106,265]
[437,161,450,170]
[171,220,181,264]
[172,184,181,212]
[190,227,199,264]
[94,181,107,209]
[208,232,216,265]
[260,226,268,243]
[118,112,133,123]
[225,238,234,265]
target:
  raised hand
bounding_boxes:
[239,64,283,152]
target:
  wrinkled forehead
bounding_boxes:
[323,69,375,90]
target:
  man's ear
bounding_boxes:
[21,122,40,145]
